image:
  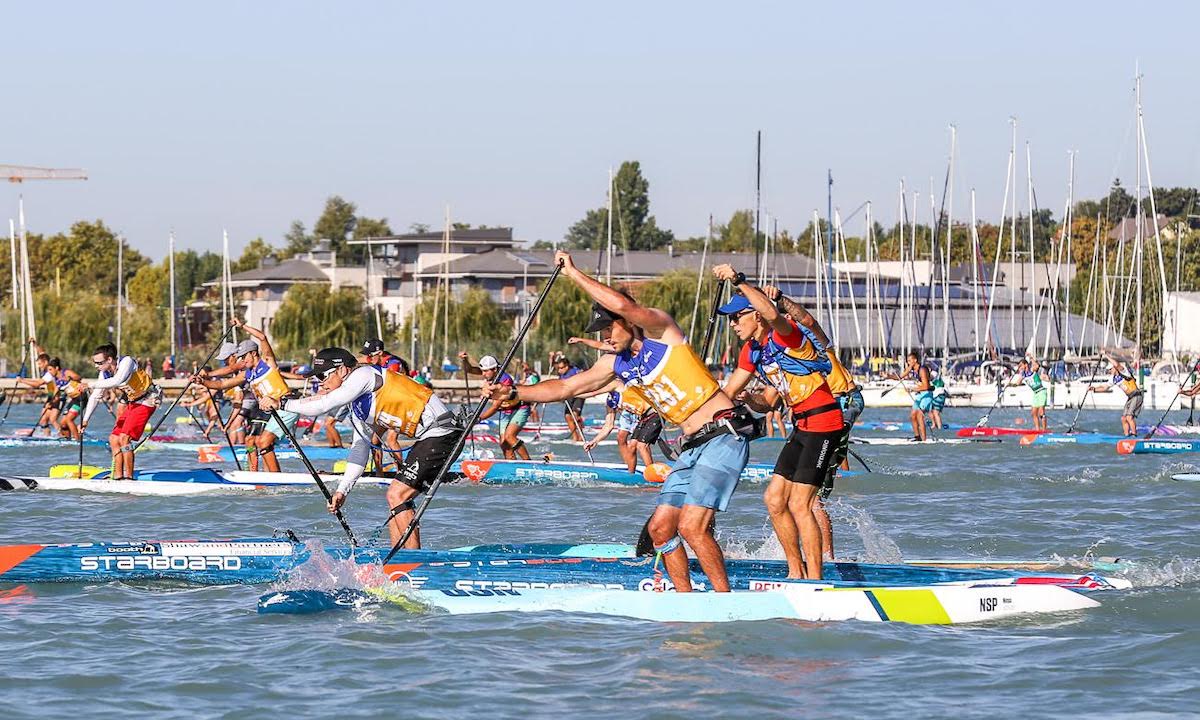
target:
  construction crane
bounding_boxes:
[0,164,87,375]
[0,165,87,183]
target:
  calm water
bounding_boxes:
[1,403,1197,719]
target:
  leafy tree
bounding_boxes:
[281,220,312,258]
[400,286,512,365]
[270,284,368,360]
[634,270,718,346]
[232,237,276,273]
[2,289,112,369]
[712,210,759,253]
[173,250,224,304]
[563,161,674,250]
[313,195,358,257]
[353,216,393,241]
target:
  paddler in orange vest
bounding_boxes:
[1090,356,1143,437]
[193,320,306,472]
[258,347,462,549]
[482,250,756,593]
[765,285,862,559]
[80,343,163,481]
[713,265,844,580]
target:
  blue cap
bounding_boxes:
[717,294,753,316]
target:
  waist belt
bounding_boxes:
[679,405,763,452]
[792,402,841,422]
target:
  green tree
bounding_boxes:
[313,195,358,257]
[353,216,393,241]
[712,210,760,253]
[635,270,718,346]
[232,238,276,273]
[400,286,513,366]
[563,161,674,250]
[270,284,368,360]
[281,220,312,258]
[172,250,224,304]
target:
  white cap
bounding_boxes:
[479,355,499,370]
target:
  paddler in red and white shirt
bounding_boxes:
[712,264,844,581]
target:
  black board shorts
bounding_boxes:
[631,412,664,445]
[395,432,459,493]
[773,428,844,487]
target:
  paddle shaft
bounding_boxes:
[384,261,565,562]
[133,326,235,452]
[462,368,476,457]
[562,399,594,464]
[1066,357,1106,434]
[271,409,358,546]
[1144,363,1200,440]
[698,279,728,362]
[203,386,243,471]
[976,368,1009,427]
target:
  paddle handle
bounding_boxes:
[271,409,358,547]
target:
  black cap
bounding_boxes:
[361,338,385,355]
[584,303,621,333]
[302,347,358,379]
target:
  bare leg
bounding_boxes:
[385,481,421,549]
[678,504,729,591]
[787,483,823,579]
[646,504,691,591]
[812,495,834,559]
[259,433,280,472]
[616,430,636,472]
[763,475,804,577]
[635,440,653,467]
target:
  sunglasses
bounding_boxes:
[733,309,756,321]
[92,358,107,367]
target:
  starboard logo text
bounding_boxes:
[80,555,241,572]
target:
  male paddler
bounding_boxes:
[192,320,304,472]
[714,265,843,579]
[482,251,756,593]
[1091,357,1143,437]
[257,348,461,549]
[80,343,163,481]
[461,352,533,460]
[889,351,933,441]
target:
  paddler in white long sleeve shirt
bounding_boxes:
[257,347,461,549]
[80,343,162,481]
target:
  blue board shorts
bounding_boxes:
[499,406,531,433]
[913,391,934,412]
[616,409,640,434]
[262,410,300,440]
[658,432,749,512]
[932,392,947,411]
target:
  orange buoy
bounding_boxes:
[642,462,672,484]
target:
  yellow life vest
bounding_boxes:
[618,385,651,416]
[824,350,857,396]
[118,365,152,402]
[367,370,435,437]
[247,363,291,402]
[626,342,720,426]
[1117,372,1140,396]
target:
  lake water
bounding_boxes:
[1,403,1196,719]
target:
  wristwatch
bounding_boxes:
[731,271,746,286]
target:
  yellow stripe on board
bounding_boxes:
[870,589,952,624]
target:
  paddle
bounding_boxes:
[382,261,565,563]
[563,400,594,465]
[461,366,477,458]
[1144,361,1200,440]
[133,326,235,452]
[77,430,85,479]
[848,447,871,472]
[204,387,243,472]
[0,347,29,430]
[1066,356,1106,435]
[270,409,358,547]
[181,403,214,443]
[975,367,1010,427]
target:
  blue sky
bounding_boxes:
[3,2,1197,261]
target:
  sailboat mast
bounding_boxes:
[8,220,16,310]
[116,233,124,355]
[944,125,955,370]
[169,231,177,362]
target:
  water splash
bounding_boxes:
[1107,557,1200,588]
[826,499,903,563]
[1033,466,1101,485]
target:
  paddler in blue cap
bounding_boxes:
[712,264,843,580]
[258,346,461,550]
[482,250,757,593]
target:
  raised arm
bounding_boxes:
[567,336,610,352]
[234,319,277,365]
[555,251,681,342]
[763,286,832,348]
[457,351,483,376]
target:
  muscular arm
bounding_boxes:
[565,263,682,343]
[283,367,379,417]
[198,372,247,392]
[722,367,756,401]
[239,323,277,365]
[738,281,793,338]
[776,295,831,348]
[743,386,780,414]
[511,355,618,404]
[587,408,617,447]
[568,336,609,352]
